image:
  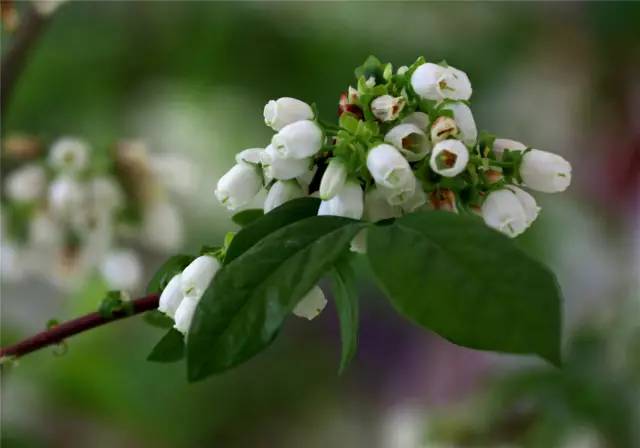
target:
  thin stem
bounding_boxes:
[0,293,160,360]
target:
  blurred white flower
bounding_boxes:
[0,243,28,282]
[29,211,63,248]
[319,158,348,200]
[262,144,311,180]
[292,285,327,320]
[385,123,430,161]
[142,200,184,251]
[318,181,363,220]
[215,163,262,210]
[271,120,323,159]
[411,62,472,101]
[430,139,469,177]
[400,186,428,213]
[48,137,90,174]
[181,255,220,301]
[90,176,124,211]
[371,95,405,122]
[263,97,314,131]
[363,187,402,222]
[100,249,143,291]
[5,164,47,203]
[150,153,199,196]
[48,176,85,218]
[158,273,184,319]
[264,180,304,213]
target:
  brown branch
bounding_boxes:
[0,293,159,359]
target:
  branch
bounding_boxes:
[0,293,159,359]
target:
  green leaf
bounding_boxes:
[224,197,320,265]
[143,310,174,329]
[331,256,359,373]
[231,209,264,227]
[367,212,562,365]
[187,216,366,381]
[147,329,185,363]
[146,254,194,294]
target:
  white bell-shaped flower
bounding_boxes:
[181,255,220,301]
[481,189,530,238]
[271,120,323,159]
[48,137,90,173]
[400,185,428,213]
[319,158,348,200]
[363,187,402,222]
[5,164,47,202]
[507,186,540,225]
[401,111,430,131]
[317,180,363,220]
[262,144,311,180]
[100,249,143,291]
[174,297,199,335]
[411,62,472,101]
[293,285,327,320]
[520,149,572,193]
[370,95,405,122]
[492,138,526,158]
[29,211,62,248]
[158,273,184,319]
[264,180,304,213]
[384,123,430,162]
[440,102,477,146]
[366,143,416,193]
[429,139,469,177]
[215,163,262,210]
[264,97,314,131]
[235,147,264,165]
[48,176,85,217]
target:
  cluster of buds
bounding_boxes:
[215,56,572,244]
[1,136,192,292]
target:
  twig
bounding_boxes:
[0,293,159,360]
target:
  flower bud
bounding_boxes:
[397,65,409,75]
[271,120,323,159]
[384,123,430,162]
[338,90,363,119]
[370,95,405,122]
[317,180,363,220]
[508,186,540,225]
[215,163,262,210]
[48,176,85,217]
[429,139,469,177]
[158,273,184,319]
[520,149,572,193]
[174,297,198,334]
[411,63,472,101]
[401,111,430,131]
[428,189,458,213]
[262,145,311,180]
[440,102,477,146]
[319,158,348,200]
[30,211,62,248]
[293,285,327,320]
[48,137,90,173]
[492,138,526,159]
[363,187,402,222]
[481,189,529,238]
[264,180,304,213]
[5,164,47,203]
[181,255,220,301]
[235,147,264,165]
[264,97,314,131]
[430,116,459,144]
[367,144,415,192]
[100,249,143,291]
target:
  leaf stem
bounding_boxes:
[0,293,159,361]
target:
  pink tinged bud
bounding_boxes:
[271,120,323,159]
[181,255,220,301]
[370,95,406,122]
[385,123,431,162]
[317,181,363,220]
[430,140,469,177]
[319,158,348,200]
[215,163,262,211]
[174,297,198,335]
[293,285,327,320]
[263,97,314,131]
[264,180,304,213]
[158,273,184,319]
[481,189,531,238]
[520,149,572,193]
[401,111,431,132]
[5,164,47,202]
[262,145,312,180]
[366,144,415,191]
[440,102,477,146]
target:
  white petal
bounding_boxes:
[158,274,184,319]
[293,285,327,320]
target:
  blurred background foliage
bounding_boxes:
[1,2,639,447]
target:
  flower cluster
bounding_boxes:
[1,136,191,292]
[215,56,572,243]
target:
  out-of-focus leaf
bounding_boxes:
[147,329,184,363]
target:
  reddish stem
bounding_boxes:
[0,293,159,359]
